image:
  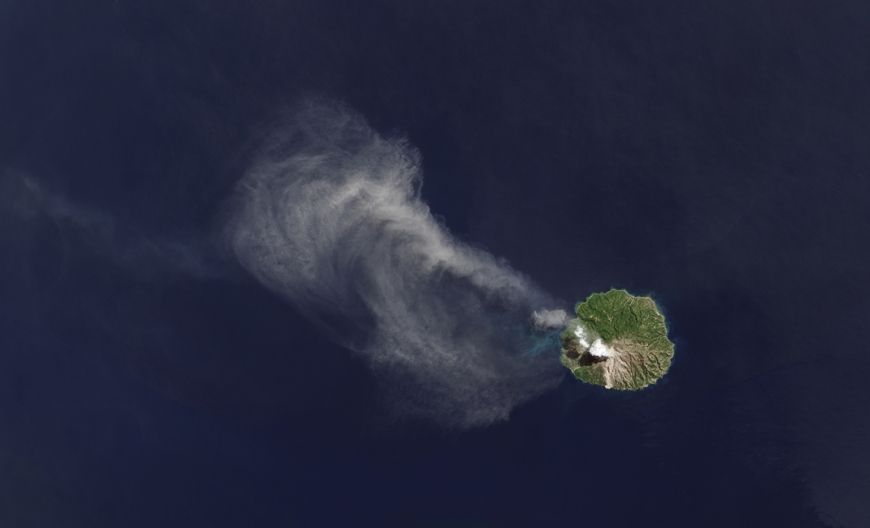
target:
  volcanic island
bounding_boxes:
[561,289,675,390]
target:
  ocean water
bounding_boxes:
[1,1,868,526]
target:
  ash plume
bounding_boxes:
[224,100,566,427]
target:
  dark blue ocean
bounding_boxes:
[1,1,869,526]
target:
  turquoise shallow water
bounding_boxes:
[524,328,563,358]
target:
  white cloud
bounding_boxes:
[588,338,614,358]
[531,309,568,330]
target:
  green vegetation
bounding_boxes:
[560,289,674,390]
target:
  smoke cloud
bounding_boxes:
[225,100,566,426]
[0,170,223,280]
